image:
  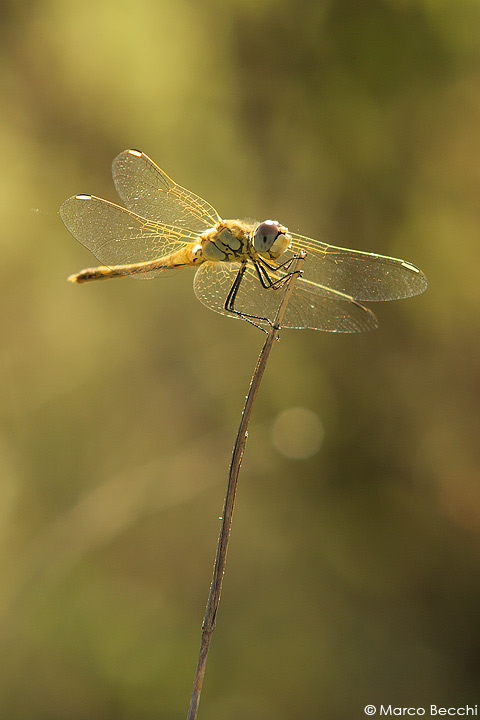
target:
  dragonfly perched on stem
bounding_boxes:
[60,149,427,331]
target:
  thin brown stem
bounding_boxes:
[187,252,306,720]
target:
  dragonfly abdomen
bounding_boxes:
[68,243,204,283]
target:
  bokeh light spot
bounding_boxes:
[271,407,324,460]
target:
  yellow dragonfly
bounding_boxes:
[60,149,427,332]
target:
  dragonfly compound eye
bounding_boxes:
[253,220,291,259]
[253,220,282,252]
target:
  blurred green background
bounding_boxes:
[1,0,480,718]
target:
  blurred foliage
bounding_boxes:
[1,0,480,718]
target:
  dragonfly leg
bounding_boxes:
[259,251,306,274]
[224,255,305,331]
[224,262,272,332]
[253,254,304,290]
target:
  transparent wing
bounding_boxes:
[60,194,199,277]
[288,232,427,301]
[112,149,221,231]
[193,261,378,332]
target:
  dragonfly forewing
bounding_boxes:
[289,233,427,302]
[112,149,221,231]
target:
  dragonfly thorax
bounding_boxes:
[201,219,291,264]
[201,220,251,262]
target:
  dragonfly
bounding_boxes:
[60,149,427,332]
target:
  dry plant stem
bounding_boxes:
[187,252,306,720]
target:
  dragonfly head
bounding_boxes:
[252,220,291,260]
